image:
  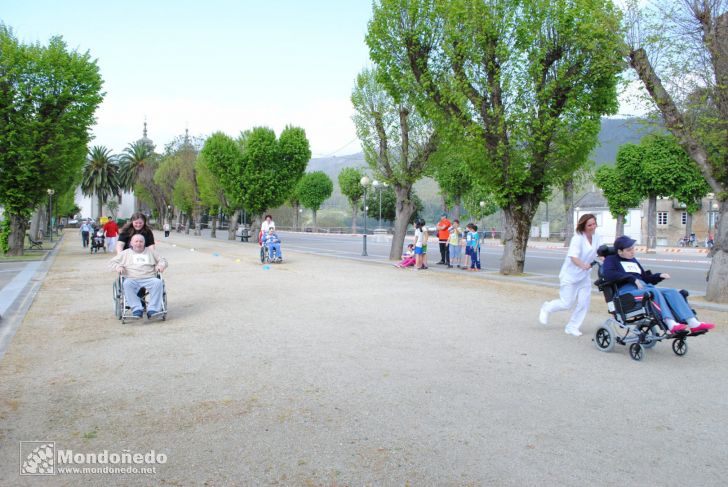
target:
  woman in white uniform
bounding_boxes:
[539,213,600,336]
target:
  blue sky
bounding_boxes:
[2,0,373,157]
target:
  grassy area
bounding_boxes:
[0,251,48,262]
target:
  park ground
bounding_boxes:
[1,233,727,486]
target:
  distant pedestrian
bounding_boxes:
[103,217,119,252]
[80,219,92,248]
[436,213,451,265]
[163,222,171,238]
[539,213,600,337]
[447,219,462,268]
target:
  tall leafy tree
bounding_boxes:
[81,146,120,220]
[237,126,311,231]
[200,132,244,240]
[351,67,438,260]
[297,171,333,230]
[367,0,624,273]
[0,25,104,254]
[626,0,728,301]
[615,135,710,250]
[595,150,644,237]
[338,167,365,233]
[119,139,156,214]
[155,134,203,234]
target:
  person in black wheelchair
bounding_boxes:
[603,235,714,334]
[110,234,168,320]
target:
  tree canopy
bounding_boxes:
[0,24,104,254]
[366,0,624,272]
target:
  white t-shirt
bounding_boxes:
[261,220,275,234]
[414,228,423,248]
[558,231,600,285]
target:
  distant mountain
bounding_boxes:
[308,117,657,180]
[591,117,659,166]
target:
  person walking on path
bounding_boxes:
[103,217,119,253]
[436,213,451,265]
[80,219,93,248]
[539,213,601,337]
[163,222,171,238]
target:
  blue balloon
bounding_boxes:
[262,265,270,270]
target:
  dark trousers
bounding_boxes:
[439,241,449,264]
[467,246,481,269]
[81,231,89,247]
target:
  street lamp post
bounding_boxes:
[47,189,55,242]
[360,176,370,256]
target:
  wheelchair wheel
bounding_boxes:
[260,246,266,263]
[672,338,688,356]
[162,289,168,321]
[629,343,644,361]
[642,325,660,349]
[112,279,123,320]
[593,319,616,353]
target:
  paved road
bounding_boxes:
[202,230,713,295]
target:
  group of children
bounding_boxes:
[398,219,482,270]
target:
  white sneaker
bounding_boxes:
[539,302,549,325]
[565,327,582,337]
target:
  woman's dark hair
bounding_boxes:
[120,212,151,237]
[467,223,478,231]
[576,213,596,234]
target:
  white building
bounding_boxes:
[574,191,642,245]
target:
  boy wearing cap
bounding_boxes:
[602,235,715,334]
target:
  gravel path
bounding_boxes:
[1,233,726,486]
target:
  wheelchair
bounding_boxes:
[592,245,708,361]
[259,231,282,264]
[112,273,167,324]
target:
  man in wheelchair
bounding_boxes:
[602,236,714,334]
[109,234,168,319]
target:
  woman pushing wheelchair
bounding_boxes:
[602,235,715,334]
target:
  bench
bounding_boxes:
[26,234,43,250]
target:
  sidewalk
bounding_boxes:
[1,233,726,485]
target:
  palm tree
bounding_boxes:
[81,146,121,219]
[119,140,155,211]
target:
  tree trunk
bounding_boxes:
[97,193,103,220]
[562,180,574,247]
[194,210,203,237]
[30,209,43,241]
[210,215,217,239]
[452,199,462,221]
[312,209,318,231]
[7,214,28,256]
[500,202,537,274]
[647,194,657,251]
[616,214,625,238]
[228,209,240,240]
[388,185,416,260]
[706,201,727,302]
[184,214,191,235]
[351,203,358,234]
